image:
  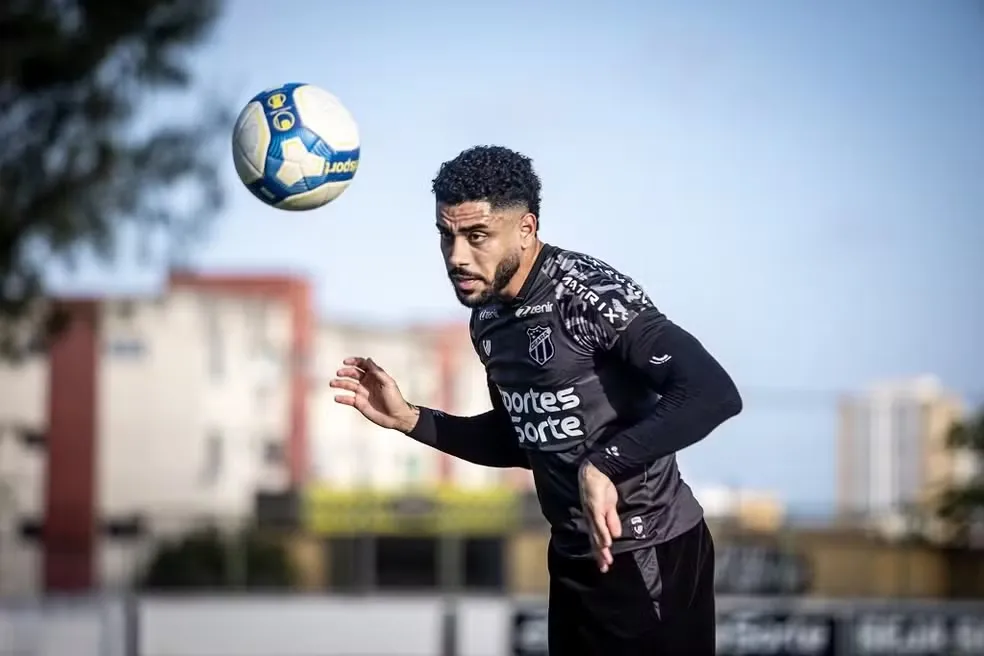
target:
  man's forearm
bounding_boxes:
[407,406,530,469]
[586,316,742,480]
[587,380,741,479]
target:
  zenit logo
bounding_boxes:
[515,302,553,318]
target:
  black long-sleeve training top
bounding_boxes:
[409,243,742,558]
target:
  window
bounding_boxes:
[263,439,285,465]
[201,432,224,486]
[203,301,225,381]
[246,301,270,355]
[16,426,46,450]
[101,514,146,540]
[18,517,42,542]
[115,300,136,319]
[105,338,146,358]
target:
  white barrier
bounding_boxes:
[139,596,447,656]
[0,596,126,656]
[2,595,984,656]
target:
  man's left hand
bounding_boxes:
[579,461,621,573]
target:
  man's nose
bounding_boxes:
[446,236,471,270]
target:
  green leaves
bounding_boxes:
[939,407,984,545]
[0,0,226,358]
[947,410,984,452]
[139,526,298,590]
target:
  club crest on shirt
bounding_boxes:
[527,325,555,366]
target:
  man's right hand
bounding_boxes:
[330,357,419,433]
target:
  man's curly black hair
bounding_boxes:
[431,145,542,221]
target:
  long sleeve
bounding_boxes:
[407,378,530,469]
[585,309,742,480]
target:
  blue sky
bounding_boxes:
[49,0,984,509]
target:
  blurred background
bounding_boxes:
[1,1,983,655]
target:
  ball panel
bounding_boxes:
[303,132,360,184]
[231,101,270,185]
[292,85,360,151]
[245,178,282,205]
[266,128,359,194]
[275,181,351,211]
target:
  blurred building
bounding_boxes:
[0,272,310,595]
[696,485,786,532]
[694,485,786,532]
[310,320,512,491]
[0,349,47,596]
[837,375,966,528]
[0,270,518,596]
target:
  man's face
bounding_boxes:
[438,201,522,308]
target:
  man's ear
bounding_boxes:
[519,212,538,247]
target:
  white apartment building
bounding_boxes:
[0,271,523,596]
[0,272,304,595]
[0,351,47,596]
[837,375,967,523]
[310,321,506,490]
[96,286,297,586]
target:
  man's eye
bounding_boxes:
[469,232,487,243]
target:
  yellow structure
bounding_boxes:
[290,481,984,599]
[302,485,521,536]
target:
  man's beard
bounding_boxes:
[452,251,521,308]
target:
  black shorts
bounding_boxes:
[547,519,715,655]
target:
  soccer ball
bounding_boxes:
[232,83,360,211]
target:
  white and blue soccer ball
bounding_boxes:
[232,83,360,211]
